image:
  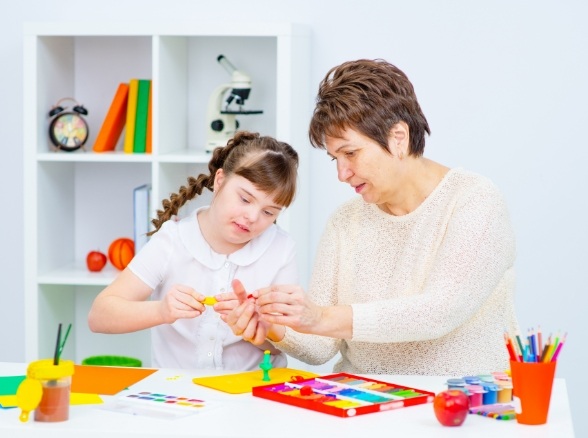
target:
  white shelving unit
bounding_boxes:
[23,22,311,365]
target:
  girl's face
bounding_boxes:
[209,170,283,251]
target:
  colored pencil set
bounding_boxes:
[469,403,516,420]
[504,327,566,363]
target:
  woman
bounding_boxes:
[88,131,299,370]
[225,59,520,376]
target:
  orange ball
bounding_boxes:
[108,238,135,270]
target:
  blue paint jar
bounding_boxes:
[446,378,467,391]
[481,383,499,404]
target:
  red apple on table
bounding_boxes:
[86,250,107,272]
[433,390,469,427]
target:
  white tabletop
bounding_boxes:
[0,362,575,438]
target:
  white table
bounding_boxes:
[0,362,575,437]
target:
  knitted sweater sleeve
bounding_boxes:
[271,217,343,365]
[351,179,516,343]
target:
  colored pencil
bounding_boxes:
[507,328,566,363]
[515,333,525,358]
[537,326,543,358]
[542,335,555,363]
[504,333,519,362]
[539,342,551,362]
[528,331,536,362]
[551,333,567,362]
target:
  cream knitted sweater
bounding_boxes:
[275,168,519,376]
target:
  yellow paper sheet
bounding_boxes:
[0,392,103,408]
[192,368,318,394]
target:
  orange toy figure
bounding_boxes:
[108,238,135,270]
[259,350,273,381]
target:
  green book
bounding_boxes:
[133,79,151,153]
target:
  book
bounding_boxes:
[145,85,153,154]
[93,83,129,152]
[133,79,151,153]
[133,183,151,252]
[123,79,139,154]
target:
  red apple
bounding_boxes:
[433,390,469,427]
[86,250,107,272]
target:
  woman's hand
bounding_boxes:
[255,284,324,334]
[158,284,205,323]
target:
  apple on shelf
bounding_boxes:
[86,250,107,272]
[433,390,469,427]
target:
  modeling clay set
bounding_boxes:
[252,373,435,417]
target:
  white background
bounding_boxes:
[1,1,586,436]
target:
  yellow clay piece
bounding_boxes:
[202,296,217,306]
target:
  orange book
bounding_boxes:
[145,85,152,154]
[92,83,129,152]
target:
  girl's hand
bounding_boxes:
[211,290,240,315]
[220,279,270,345]
[159,284,205,323]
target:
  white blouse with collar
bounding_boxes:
[129,207,298,370]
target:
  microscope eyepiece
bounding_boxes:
[217,54,238,75]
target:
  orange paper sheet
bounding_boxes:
[192,368,318,394]
[71,365,157,395]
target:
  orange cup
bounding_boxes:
[510,360,556,425]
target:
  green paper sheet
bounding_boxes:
[0,375,25,396]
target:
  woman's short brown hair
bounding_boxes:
[309,59,430,156]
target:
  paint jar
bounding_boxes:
[446,378,467,391]
[465,385,485,407]
[29,359,74,422]
[481,383,499,405]
[492,371,509,381]
[477,374,495,384]
[496,378,513,403]
[462,376,481,385]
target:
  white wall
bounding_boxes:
[2,1,586,435]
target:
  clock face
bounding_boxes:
[49,112,89,151]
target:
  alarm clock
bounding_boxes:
[48,97,89,152]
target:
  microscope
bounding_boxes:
[205,55,263,152]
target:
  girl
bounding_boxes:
[88,131,299,370]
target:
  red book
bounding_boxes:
[93,83,129,152]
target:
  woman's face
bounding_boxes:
[210,171,283,248]
[325,127,404,206]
